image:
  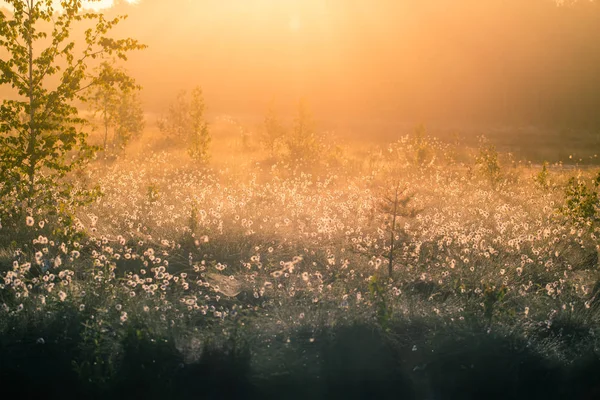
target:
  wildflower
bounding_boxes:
[120,311,128,322]
[58,291,67,302]
[26,216,34,227]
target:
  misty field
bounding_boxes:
[3,1,600,399]
[1,124,599,399]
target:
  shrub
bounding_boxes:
[475,138,502,184]
[561,172,600,225]
[158,86,211,164]
[284,99,324,168]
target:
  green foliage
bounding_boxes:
[483,284,508,320]
[534,161,550,189]
[73,317,121,389]
[189,201,199,233]
[285,98,323,166]
[0,0,145,233]
[561,172,600,225]
[147,182,160,203]
[368,275,391,330]
[158,86,211,164]
[475,137,502,184]
[260,101,286,157]
[158,90,190,139]
[86,61,144,152]
[377,183,419,277]
[114,88,144,149]
[188,87,211,163]
[412,123,431,166]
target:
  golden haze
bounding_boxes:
[3,0,600,130]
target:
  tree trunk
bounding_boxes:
[26,0,37,207]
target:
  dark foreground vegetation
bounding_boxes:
[2,319,600,400]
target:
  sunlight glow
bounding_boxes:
[83,0,139,11]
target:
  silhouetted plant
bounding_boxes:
[534,161,551,189]
[86,61,144,153]
[158,86,211,164]
[377,182,419,278]
[285,98,323,167]
[475,137,502,184]
[260,100,286,158]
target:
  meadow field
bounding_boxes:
[1,120,599,399]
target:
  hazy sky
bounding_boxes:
[2,0,600,129]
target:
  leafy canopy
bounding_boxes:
[0,0,146,234]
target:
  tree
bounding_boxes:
[157,89,189,140]
[377,182,419,278]
[86,60,143,153]
[0,0,146,231]
[113,86,144,150]
[285,98,322,166]
[158,86,211,164]
[260,100,285,158]
[187,86,210,163]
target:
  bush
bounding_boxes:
[561,171,600,225]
